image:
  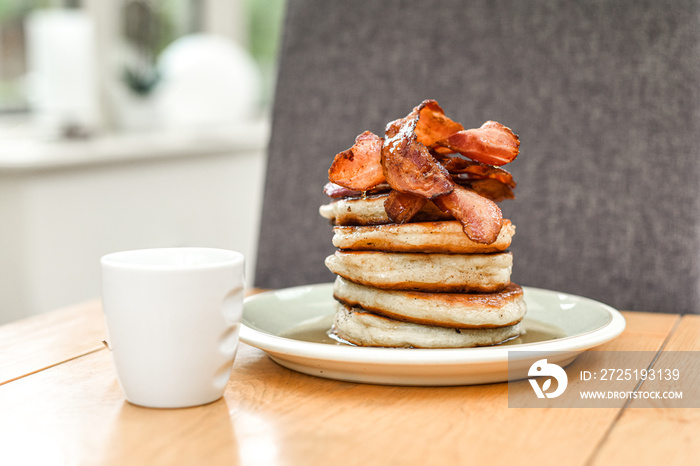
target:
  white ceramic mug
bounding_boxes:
[101,248,245,408]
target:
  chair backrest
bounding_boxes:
[255,0,700,314]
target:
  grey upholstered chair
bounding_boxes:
[255,0,700,314]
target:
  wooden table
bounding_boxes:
[1,297,698,466]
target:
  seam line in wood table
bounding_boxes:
[0,345,106,387]
[583,314,683,466]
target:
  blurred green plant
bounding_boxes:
[245,0,285,64]
[244,0,285,105]
[0,0,49,19]
[120,0,177,96]
[122,67,160,96]
[0,0,51,112]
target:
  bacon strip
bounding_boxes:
[326,101,517,243]
[438,121,520,166]
[382,102,504,243]
[415,100,464,155]
[462,178,515,202]
[383,191,427,224]
[328,131,385,191]
[323,182,390,198]
[439,155,516,188]
[433,184,504,244]
[381,102,454,200]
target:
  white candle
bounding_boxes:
[25,9,99,138]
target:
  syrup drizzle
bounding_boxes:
[280,314,566,347]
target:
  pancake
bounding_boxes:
[333,277,525,328]
[333,303,522,348]
[332,219,514,253]
[319,194,451,226]
[325,250,512,292]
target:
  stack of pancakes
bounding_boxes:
[320,195,526,348]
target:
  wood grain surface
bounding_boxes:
[0,299,106,385]
[591,315,700,466]
[2,301,695,466]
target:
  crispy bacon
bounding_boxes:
[326,100,519,243]
[433,184,504,244]
[381,102,454,199]
[328,131,385,191]
[383,191,427,224]
[438,121,520,166]
[323,182,352,198]
[439,155,516,188]
[462,178,515,202]
[323,182,391,198]
[384,117,404,139]
[415,100,464,155]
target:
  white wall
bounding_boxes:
[0,124,267,324]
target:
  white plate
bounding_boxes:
[240,283,626,386]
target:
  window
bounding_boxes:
[0,0,285,118]
[0,0,51,113]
